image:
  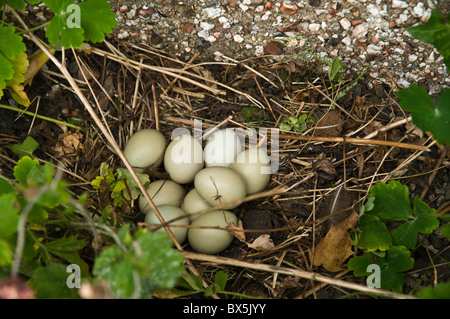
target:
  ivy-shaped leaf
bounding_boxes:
[78,0,117,43]
[355,214,392,252]
[398,84,450,146]
[44,0,116,48]
[13,156,40,187]
[45,0,84,48]
[369,181,413,221]
[413,196,439,234]
[348,246,414,292]
[391,197,439,249]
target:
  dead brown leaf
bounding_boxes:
[52,132,84,156]
[313,109,343,137]
[312,213,358,272]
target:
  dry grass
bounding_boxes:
[9,14,448,299]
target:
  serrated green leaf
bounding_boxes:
[78,0,117,43]
[417,282,450,299]
[0,25,27,96]
[93,230,184,298]
[356,214,392,251]
[27,162,55,187]
[0,193,20,239]
[116,168,149,201]
[407,9,450,70]
[392,221,416,250]
[348,253,379,276]
[7,136,39,158]
[398,85,450,146]
[379,267,405,292]
[5,52,28,87]
[387,246,414,273]
[413,196,439,234]
[45,0,84,48]
[349,248,412,292]
[13,156,40,187]
[369,181,413,221]
[28,263,80,299]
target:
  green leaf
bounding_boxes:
[28,263,80,299]
[440,223,450,239]
[7,136,39,158]
[407,9,450,70]
[0,239,13,266]
[13,156,40,187]
[26,204,48,224]
[379,267,405,292]
[349,247,413,292]
[417,282,450,299]
[387,246,414,273]
[0,193,20,239]
[78,0,117,43]
[279,123,292,131]
[369,181,413,221]
[356,214,392,251]
[0,25,27,98]
[93,230,184,298]
[116,168,149,201]
[0,175,15,196]
[348,252,378,277]
[398,85,450,146]
[2,0,26,10]
[44,236,88,252]
[45,0,84,48]
[412,196,439,234]
[329,56,345,83]
[214,271,228,292]
[391,221,416,250]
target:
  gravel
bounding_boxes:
[108,0,449,92]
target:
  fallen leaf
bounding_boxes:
[247,234,274,251]
[313,109,343,137]
[52,132,84,156]
[312,213,358,272]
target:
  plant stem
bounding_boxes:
[0,104,83,130]
[16,22,50,35]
